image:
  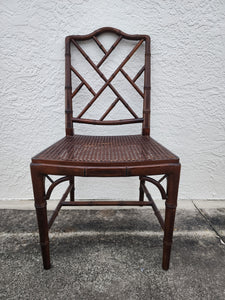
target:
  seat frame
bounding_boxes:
[30,27,181,270]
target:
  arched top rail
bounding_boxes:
[66,27,150,42]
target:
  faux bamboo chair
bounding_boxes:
[30,27,181,270]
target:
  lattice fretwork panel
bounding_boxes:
[65,28,150,132]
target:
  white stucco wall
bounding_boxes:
[1,0,225,201]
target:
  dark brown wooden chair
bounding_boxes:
[30,27,181,270]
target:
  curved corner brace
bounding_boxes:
[45,176,71,200]
[141,175,167,200]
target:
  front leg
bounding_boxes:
[162,165,180,270]
[30,164,51,269]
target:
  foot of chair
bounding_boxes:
[31,165,51,269]
[37,206,51,269]
[40,240,51,270]
[162,165,180,270]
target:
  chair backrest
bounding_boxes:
[65,27,150,136]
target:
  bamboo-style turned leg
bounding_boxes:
[162,166,180,270]
[31,166,51,269]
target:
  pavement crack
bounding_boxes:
[192,200,225,245]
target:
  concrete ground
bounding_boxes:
[0,200,225,300]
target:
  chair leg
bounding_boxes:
[31,166,51,269]
[70,176,75,201]
[162,166,180,270]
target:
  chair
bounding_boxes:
[30,27,181,270]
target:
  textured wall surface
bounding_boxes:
[1,0,225,200]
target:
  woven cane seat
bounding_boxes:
[32,134,178,167]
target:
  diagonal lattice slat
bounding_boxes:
[100,66,145,121]
[120,68,144,98]
[71,35,122,100]
[71,65,96,96]
[93,35,107,54]
[71,82,84,98]
[99,97,120,121]
[96,35,122,68]
[133,65,145,82]
[93,35,144,98]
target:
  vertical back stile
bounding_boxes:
[142,36,151,136]
[65,37,74,136]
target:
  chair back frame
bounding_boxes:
[65,27,151,136]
